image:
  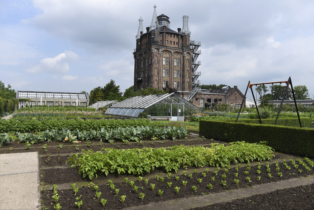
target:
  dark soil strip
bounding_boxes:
[192,182,314,210]
[0,138,223,155]
[41,162,314,209]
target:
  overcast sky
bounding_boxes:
[1,0,314,98]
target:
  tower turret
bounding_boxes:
[182,15,191,35]
[150,5,158,31]
[136,17,143,39]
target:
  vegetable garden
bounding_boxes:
[1,107,314,209]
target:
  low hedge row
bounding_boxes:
[200,120,314,158]
[0,119,167,133]
[228,118,312,128]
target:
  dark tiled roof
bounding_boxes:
[151,26,179,34]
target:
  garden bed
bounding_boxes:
[40,160,314,209]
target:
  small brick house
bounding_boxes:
[191,86,245,109]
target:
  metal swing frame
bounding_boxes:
[235,77,302,127]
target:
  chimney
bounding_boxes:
[163,26,166,31]
[140,31,143,35]
[146,27,149,33]
[178,28,181,33]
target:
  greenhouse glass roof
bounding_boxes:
[89,101,117,109]
[17,91,88,100]
[105,93,201,117]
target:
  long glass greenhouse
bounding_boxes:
[16,91,89,108]
[105,93,201,119]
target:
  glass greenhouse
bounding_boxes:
[105,93,201,119]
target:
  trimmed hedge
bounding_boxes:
[200,120,314,158]
[227,118,312,128]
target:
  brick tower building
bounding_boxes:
[133,5,201,98]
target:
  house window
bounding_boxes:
[170,41,172,44]
[166,40,168,44]
[149,58,151,64]
[236,104,241,109]
[166,34,169,37]
[214,99,218,103]
[160,40,162,44]
[163,57,169,65]
[207,99,211,103]
[163,81,169,88]
[141,61,143,68]
[160,34,162,37]
[174,70,180,78]
[174,81,180,89]
[219,99,222,101]
[146,59,148,66]
[141,72,143,78]
[174,58,180,66]
[170,34,172,37]
[176,42,178,45]
[145,71,148,77]
[163,69,169,77]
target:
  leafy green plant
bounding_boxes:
[257,170,261,174]
[25,142,31,150]
[174,186,180,194]
[150,184,155,190]
[107,180,113,185]
[234,173,238,178]
[115,189,119,195]
[120,195,126,203]
[257,176,261,181]
[211,176,215,182]
[266,168,271,173]
[189,174,193,179]
[155,175,159,180]
[138,176,143,182]
[94,185,99,191]
[52,194,59,203]
[276,167,280,172]
[95,191,101,199]
[58,144,63,149]
[175,176,180,181]
[221,174,227,180]
[224,168,228,173]
[268,173,272,178]
[299,169,302,173]
[71,183,76,190]
[110,184,115,190]
[133,186,138,193]
[182,181,187,187]
[52,184,58,191]
[144,179,149,185]
[221,180,227,187]
[53,203,62,210]
[183,171,186,176]
[42,144,47,150]
[295,164,299,169]
[129,181,135,187]
[74,187,79,195]
[85,141,91,147]
[278,172,283,177]
[192,185,197,192]
[202,172,206,178]
[207,183,213,189]
[194,169,197,174]
[244,171,249,175]
[246,177,251,182]
[205,169,209,173]
[167,173,172,179]
[197,178,202,184]
[139,192,145,200]
[89,182,95,188]
[213,171,218,176]
[158,189,164,197]
[125,178,128,183]
[167,182,172,188]
[234,179,239,186]
[101,198,107,206]
[160,177,165,182]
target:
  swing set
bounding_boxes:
[235,76,302,127]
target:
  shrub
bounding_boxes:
[228,118,312,128]
[200,120,314,158]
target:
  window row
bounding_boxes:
[162,57,180,66]
[140,58,152,68]
[160,34,179,38]
[162,69,180,78]
[162,81,180,89]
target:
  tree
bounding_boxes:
[123,86,134,98]
[0,81,16,99]
[255,85,268,106]
[134,87,167,96]
[270,85,292,100]
[199,84,227,90]
[102,80,122,101]
[293,85,309,99]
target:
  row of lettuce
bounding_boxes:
[0,119,170,133]
[67,142,275,180]
[0,126,188,147]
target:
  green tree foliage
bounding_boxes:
[270,85,292,100]
[102,80,122,101]
[255,85,269,106]
[199,84,227,90]
[123,86,134,98]
[293,85,309,99]
[133,87,167,96]
[0,81,16,99]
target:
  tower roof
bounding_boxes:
[157,14,170,23]
[150,5,158,31]
[136,16,143,39]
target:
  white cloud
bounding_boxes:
[26,51,79,74]
[62,75,78,80]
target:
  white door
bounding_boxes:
[200,99,204,108]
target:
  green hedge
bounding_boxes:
[0,119,167,133]
[227,118,312,128]
[0,98,16,116]
[200,120,314,158]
